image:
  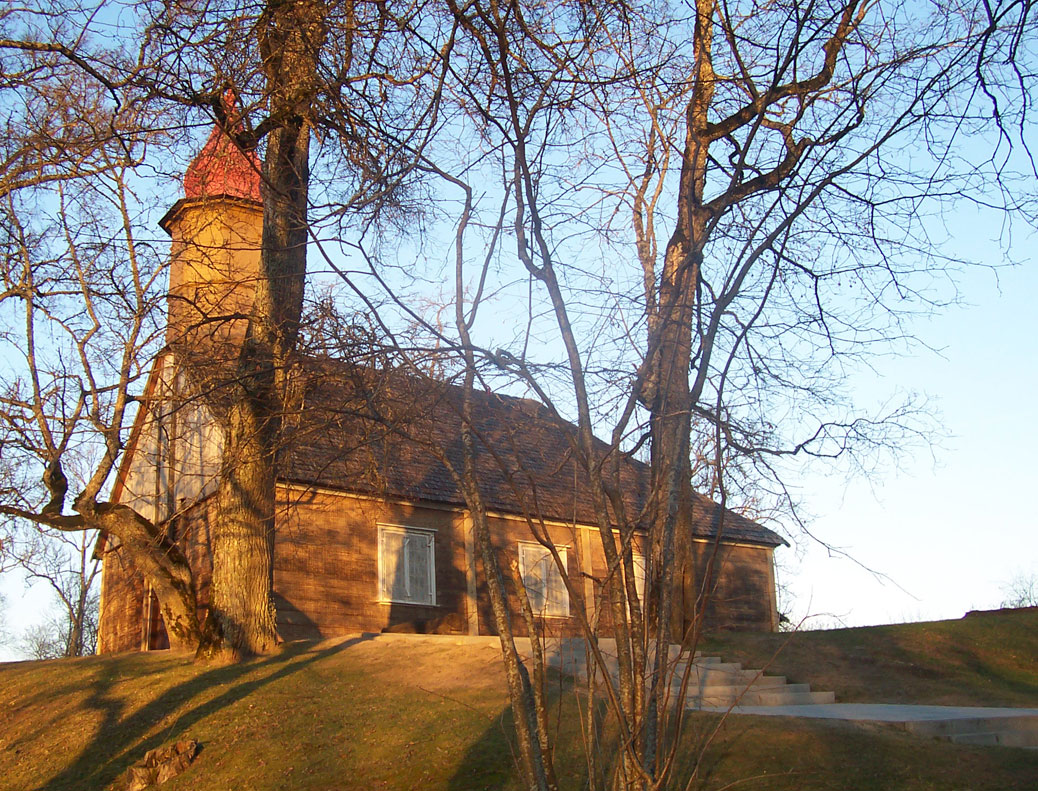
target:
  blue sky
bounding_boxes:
[782,223,1038,626]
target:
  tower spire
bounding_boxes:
[182,92,261,203]
[161,95,263,350]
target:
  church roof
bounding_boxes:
[182,101,261,203]
[267,357,786,547]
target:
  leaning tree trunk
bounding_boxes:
[91,504,206,651]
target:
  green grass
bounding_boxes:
[2,614,1037,791]
[701,606,1038,706]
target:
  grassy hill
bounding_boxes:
[2,612,1037,791]
[701,606,1038,707]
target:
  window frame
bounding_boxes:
[517,541,570,618]
[377,524,437,607]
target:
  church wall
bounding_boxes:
[167,370,223,509]
[272,487,471,640]
[97,485,777,653]
[583,537,778,634]
[111,353,223,529]
[96,538,147,654]
[691,540,777,632]
[480,520,777,637]
[474,513,588,639]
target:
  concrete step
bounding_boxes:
[664,668,764,685]
[525,636,836,710]
[903,713,1038,748]
[681,661,745,673]
[692,700,1038,751]
[905,713,1038,739]
[678,681,809,697]
[549,657,751,684]
[690,689,837,707]
[950,730,1038,748]
[677,675,790,691]
[555,653,747,675]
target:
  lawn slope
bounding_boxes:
[2,615,1036,791]
[702,606,1038,706]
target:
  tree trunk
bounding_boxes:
[93,505,205,651]
[206,395,280,659]
[203,119,312,660]
[646,237,700,642]
[203,0,324,660]
[644,0,717,643]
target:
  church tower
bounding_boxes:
[159,113,263,354]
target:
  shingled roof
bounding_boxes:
[270,357,785,548]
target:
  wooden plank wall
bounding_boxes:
[97,486,777,653]
[472,514,586,639]
[96,540,147,653]
[272,488,469,640]
[691,540,777,631]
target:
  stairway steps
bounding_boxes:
[540,638,1035,748]
[897,714,1038,748]
[530,637,835,710]
[905,714,1038,738]
[677,681,811,697]
[670,675,789,691]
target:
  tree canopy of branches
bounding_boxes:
[0,0,444,659]
[0,0,1033,787]
[378,0,1035,787]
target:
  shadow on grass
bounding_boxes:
[444,692,1038,791]
[445,675,636,791]
[9,652,182,714]
[441,699,782,791]
[444,668,591,791]
[444,701,520,791]
[40,635,373,791]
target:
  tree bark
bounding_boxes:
[90,505,205,651]
[203,0,325,660]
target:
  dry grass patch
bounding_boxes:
[2,622,1037,791]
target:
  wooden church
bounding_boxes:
[95,120,786,653]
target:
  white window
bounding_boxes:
[378,525,436,606]
[518,542,569,617]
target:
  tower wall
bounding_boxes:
[161,196,262,354]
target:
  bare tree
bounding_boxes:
[20,592,100,660]
[8,528,101,658]
[0,591,8,650]
[1001,570,1038,609]
[0,0,456,660]
[360,0,1037,788]
[0,62,209,649]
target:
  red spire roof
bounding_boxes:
[183,96,261,202]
